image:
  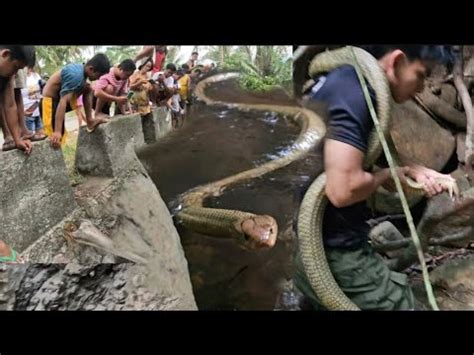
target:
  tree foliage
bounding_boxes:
[203,46,292,92]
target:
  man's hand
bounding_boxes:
[411,167,455,198]
[15,139,32,154]
[50,132,62,149]
[381,166,411,192]
[116,96,128,105]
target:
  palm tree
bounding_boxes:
[165,46,183,66]
[200,46,234,65]
[193,46,292,90]
[235,46,254,62]
[103,46,142,65]
[36,46,89,75]
[234,46,291,80]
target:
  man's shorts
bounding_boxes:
[25,115,43,132]
[293,242,415,310]
[40,96,77,146]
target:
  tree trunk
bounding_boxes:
[453,47,474,170]
[255,46,272,77]
[242,46,253,62]
[219,46,225,65]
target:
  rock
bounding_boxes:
[0,264,28,310]
[141,108,173,144]
[418,171,474,248]
[438,83,458,109]
[4,119,197,309]
[382,171,474,271]
[369,221,407,259]
[114,289,127,303]
[23,147,190,266]
[0,140,77,252]
[416,88,466,129]
[102,254,117,263]
[372,99,458,215]
[292,45,344,98]
[132,274,145,286]
[10,263,197,310]
[99,172,191,272]
[273,279,307,311]
[390,100,456,171]
[113,278,126,289]
[429,255,474,310]
[429,63,449,80]
[19,208,105,263]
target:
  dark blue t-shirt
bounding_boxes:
[307,64,377,248]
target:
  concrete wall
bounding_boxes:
[75,108,173,177]
[1,108,197,310]
[75,114,145,177]
[0,140,77,252]
[142,107,173,144]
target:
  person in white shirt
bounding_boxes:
[21,66,46,139]
[151,63,176,109]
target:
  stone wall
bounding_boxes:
[1,109,197,310]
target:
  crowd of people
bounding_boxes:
[0,45,215,262]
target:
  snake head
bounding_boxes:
[448,181,461,201]
[435,177,461,201]
[237,215,278,250]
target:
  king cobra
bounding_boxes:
[175,52,459,309]
[297,46,459,310]
[176,73,327,250]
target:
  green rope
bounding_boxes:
[350,47,439,311]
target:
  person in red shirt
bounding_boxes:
[93,59,136,118]
[134,46,167,73]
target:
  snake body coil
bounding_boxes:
[176,73,327,250]
[297,47,392,310]
[175,56,457,310]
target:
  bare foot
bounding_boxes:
[2,137,16,151]
[94,112,108,119]
[30,132,48,142]
[20,130,34,140]
[86,117,110,133]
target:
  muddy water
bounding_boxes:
[137,91,322,310]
